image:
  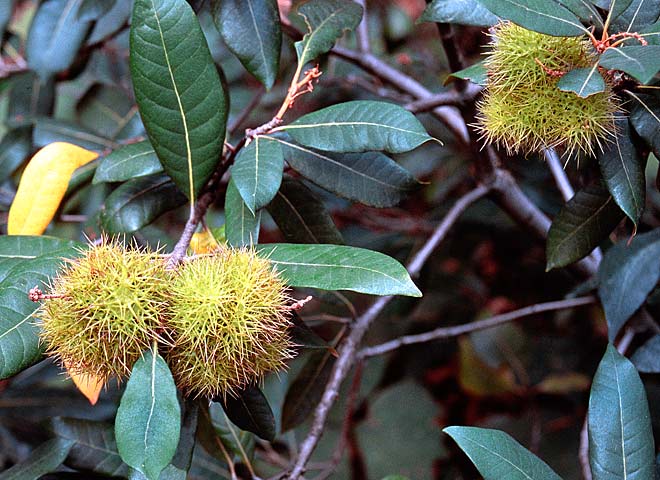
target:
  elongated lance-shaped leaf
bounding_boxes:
[225,178,261,248]
[0,438,74,480]
[130,0,227,208]
[588,344,655,480]
[295,0,363,67]
[475,0,588,36]
[599,46,660,84]
[597,117,645,226]
[444,426,562,480]
[115,347,181,480]
[215,384,276,442]
[631,335,660,373]
[546,182,624,270]
[283,101,435,154]
[256,243,421,297]
[278,138,418,207]
[628,91,660,157]
[231,136,284,214]
[212,0,281,89]
[598,228,660,340]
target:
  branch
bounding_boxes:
[359,296,597,359]
[354,0,370,54]
[286,184,490,479]
[543,147,574,202]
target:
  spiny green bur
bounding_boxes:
[476,22,618,158]
[167,248,294,398]
[39,241,170,382]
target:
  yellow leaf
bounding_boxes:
[8,142,99,235]
[64,360,104,405]
[190,228,222,254]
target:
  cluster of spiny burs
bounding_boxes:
[39,239,294,398]
[476,22,619,158]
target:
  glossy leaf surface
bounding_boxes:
[216,384,276,442]
[115,349,181,480]
[475,0,587,36]
[279,139,418,207]
[225,178,261,248]
[597,118,645,225]
[546,183,624,270]
[588,344,655,480]
[295,0,363,67]
[598,228,660,340]
[130,0,227,205]
[444,426,562,480]
[285,101,434,154]
[267,177,344,244]
[231,136,284,213]
[100,174,187,233]
[212,0,281,89]
[93,141,163,184]
[256,243,421,296]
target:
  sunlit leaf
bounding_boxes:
[599,45,660,84]
[557,66,606,98]
[93,141,163,184]
[8,142,98,235]
[225,178,261,248]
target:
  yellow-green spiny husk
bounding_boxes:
[476,22,619,157]
[39,240,170,382]
[167,247,294,398]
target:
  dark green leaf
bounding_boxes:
[546,183,624,270]
[284,101,434,154]
[295,0,363,67]
[115,348,181,480]
[225,178,261,248]
[231,136,284,213]
[266,177,344,244]
[598,118,645,225]
[598,229,660,340]
[628,92,660,157]
[197,402,255,462]
[52,418,130,477]
[26,0,93,79]
[447,60,488,86]
[93,141,163,184]
[557,0,603,27]
[640,19,660,45]
[130,0,227,205]
[167,399,199,474]
[605,0,635,21]
[279,138,418,207]
[599,45,660,84]
[212,0,281,89]
[100,174,187,233]
[216,385,276,442]
[419,0,499,27]
[0,125,32,184]
[631,335,660,372]
[34,117,118,151]
[77,0,117,21]
[7,73,55,121]
[444,426,562,480]
[475,0,587,36]
[256,243,422,296]
[77,84,144,141]
[611,0,660,32]
[282,350,336,431]
[289,312,336,352]
[557,66,606,97]
[588,344,655,480]
[0,438,74,480]
[0,237,82,379]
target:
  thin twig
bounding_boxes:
[354,0,370,54]
[543,147,574,202]
[286,184,490,479]
[358,296,597,358]
[404,86,481,112]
